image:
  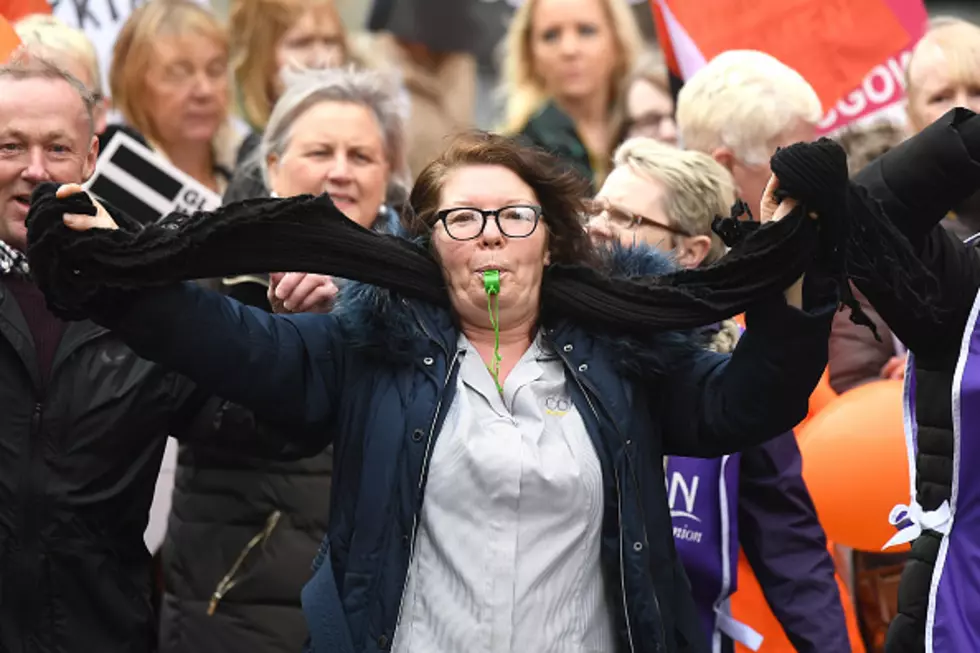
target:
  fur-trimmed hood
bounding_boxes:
[331,240,711,379]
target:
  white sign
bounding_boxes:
[49,0,144,96]
[49,0,210,97]
[84,130,222,223]
[145,437,177,553]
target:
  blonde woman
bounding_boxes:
[110,0,245,195]
[905,17,980,241]
[501,0,643,190]
[224,0,351,202]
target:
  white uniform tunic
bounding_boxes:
[392,334,614,653]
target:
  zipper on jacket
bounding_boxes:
[20,401,44,648]
[554,345,667,653]
[613,464,638,653]
[208,510,281,615]
[568,374,638,653]
[393,348,462,638]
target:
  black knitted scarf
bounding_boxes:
[23,138,940,336]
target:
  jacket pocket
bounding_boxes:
[49,547,154,652]
[302,540,357,653]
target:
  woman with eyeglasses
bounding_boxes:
[589,137,853,653]
[223,0,354,204]
[618,48,678,148]
[46,128,836,653]
[586,145,721,269]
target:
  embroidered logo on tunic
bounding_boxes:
[543,395,571,416]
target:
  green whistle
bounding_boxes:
[483,269,500,295]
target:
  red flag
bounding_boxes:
[0,0,51,23]
[651,0,928,134]
[0,14,21,63]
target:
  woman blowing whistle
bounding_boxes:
[30,131,838,653]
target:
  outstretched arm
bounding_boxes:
[661,290,834,457]
[50,184,346,432]
[738,435,850,652]
[852,107,980,350]
[661,187,833,457]
[854,108,980,248]
[111,281,344,432]
[859,227,980,360]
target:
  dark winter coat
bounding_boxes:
[94,242,835,653]
[0,278,268,653]
[849,108,980,653]
[158,209,401,653]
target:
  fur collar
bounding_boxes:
[332,241,704,380]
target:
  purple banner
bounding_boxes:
[666,454,741,645]
[930,291,980,651]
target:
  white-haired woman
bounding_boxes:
[158,67,410,653]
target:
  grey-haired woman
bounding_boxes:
[159,67,411,653]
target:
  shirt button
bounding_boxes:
[563,344,573,352]
[422,356,434,366]
[412,428,424,442]
[633,541,643,552]
[378,634,389,649]
[578,363,588,372]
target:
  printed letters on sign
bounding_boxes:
[668,471,703,544]
[668,470,700,521]
[84,131,221,224]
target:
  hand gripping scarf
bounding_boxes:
[22,132,958,336]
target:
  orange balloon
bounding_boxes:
[808,367,838,418]
[798,380,910,552]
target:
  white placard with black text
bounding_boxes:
[83,130,221,223]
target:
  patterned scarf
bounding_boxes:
[0,239,29,278]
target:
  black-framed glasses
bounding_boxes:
[584,197,691,237]
[436,204,543,241]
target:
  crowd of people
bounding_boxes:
[1,1,980,653]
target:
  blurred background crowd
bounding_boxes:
[1,0,979,652]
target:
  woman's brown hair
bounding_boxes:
[229,0,348,131]
[409,131,597,267]
[109,0,228,146]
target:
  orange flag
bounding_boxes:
[0,14,21,63]
[650,0,928,134]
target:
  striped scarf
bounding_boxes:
[0,240,29,278]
